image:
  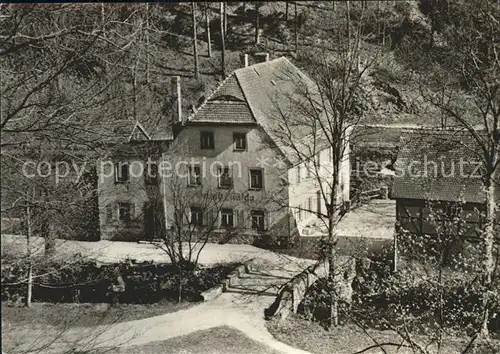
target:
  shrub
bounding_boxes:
[1,258,240,304]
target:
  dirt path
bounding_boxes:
[23,259,314,354]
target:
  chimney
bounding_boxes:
[171,76,182,123]
[254,52,269,63]
[240,53,249,68]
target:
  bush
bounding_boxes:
[1,258,239,304]
[297,253,499,336]
[352,264,499,335]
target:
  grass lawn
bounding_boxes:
[1,300,194,329]
[267,316,500,354]
[110,326,282,354]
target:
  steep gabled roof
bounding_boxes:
[187,57,319,164]
[189,75,255,124]
[129,121,151,141]
[391,129,499,204]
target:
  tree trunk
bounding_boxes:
[480,171,497,337]
[223,2,227,35]
[220,2,226,78]
[294,2,298,52]
[145,3,150,84]
[255,4,260,44]
[347,0,351,51]
[41,205,56,256]
[382,19,386,47]
[327,212,339,328]
[205,2,212,57]
[178,270,183,303]
[285,2,289,21]
[101,3,105,25]
[133,61,138,119]
[25,203,33,308]
[192,2,199,79]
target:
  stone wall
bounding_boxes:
[267,257,356,321]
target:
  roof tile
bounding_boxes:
[391,129,498,204]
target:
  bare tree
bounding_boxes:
[254,2,262,45]
[192,2,199,79]
[355,198,498,353]
[220,2,226,78]
[268,36,378,327]
[157,158,233,302]
[294,2,298,52]
[205,2,212,58]
[417,0,499,338]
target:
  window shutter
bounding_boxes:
[203,209,208,226]
[238,210,245,228]
[211,210,219,228]
[266,211,271,231]
[207,210,213,227]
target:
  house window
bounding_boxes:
[115,162,129,183]
[251,210,265,231]
[218,167,233,188]
[200,131,214,149]
[297,165,301,183]
[118,202,132,221]
[188,164,201,186]
[307,161,312,178]
[145,162,158,185]
[298,206,302,220]
[308,197,312,214]
[221,209,234,227]
[233,133,247,151]
[249,169,263,190]
[190,206,203,226]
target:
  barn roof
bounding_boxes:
[391,129,499,204]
